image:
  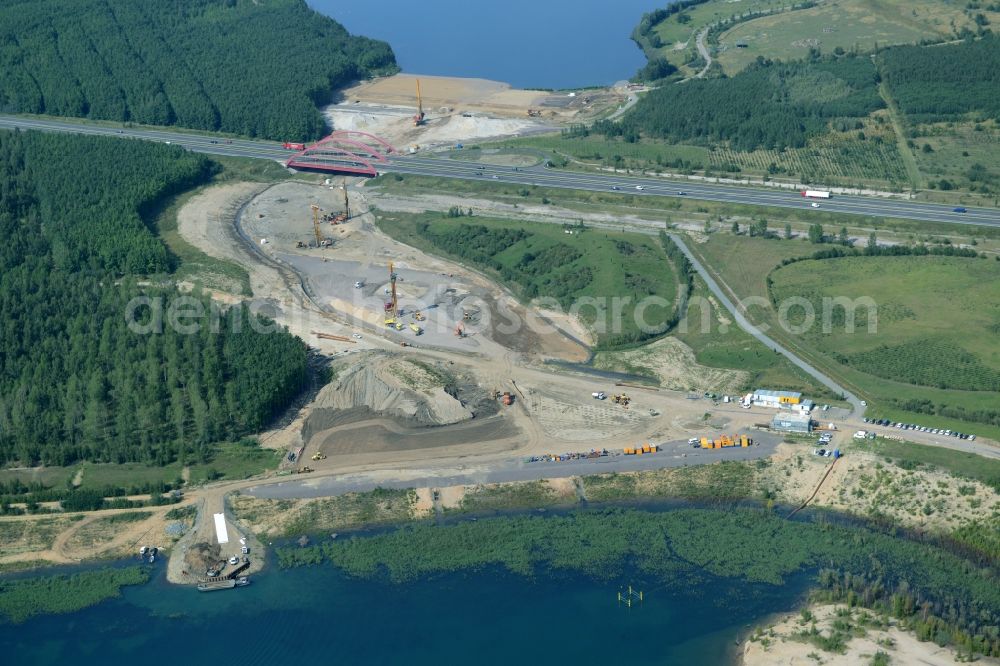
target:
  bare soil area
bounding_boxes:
[325,73,624,151]
[592,337,750,394]
[240,181,587,360]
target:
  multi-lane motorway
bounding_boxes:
[2,113,998,227]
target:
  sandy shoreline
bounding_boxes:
[741,603,999,666]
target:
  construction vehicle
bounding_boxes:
[454,324,465,337]
[296,466,313,474]
[283,142,305,151]
[612,393,631,408]
[408,323,423,335]
[295,240,306,248]
[526,109,542,117]
[311,452,327,461]
[592,392,607,400]
[413,79,425,126]
[400,341,411,348]
[412,311,426,321]
[501,391,514,406]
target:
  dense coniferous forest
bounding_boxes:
[879,35,1000,121]
[0,0,396,140]
[0,130,309,466]
[611,55,883,150]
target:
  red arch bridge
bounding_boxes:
[284,131,397,176]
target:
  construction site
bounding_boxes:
[172,169,796,481]
[323,73,628,152]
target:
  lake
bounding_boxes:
[0,558,813,665]
[311,0,667,89]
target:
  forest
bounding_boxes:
[880,34,1000,122]
[0,130,309,466]
[0,0,396,140]
[613,54,883,150]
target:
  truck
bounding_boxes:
[283,142,306,151]
[802,190,832,199]
[592,392,607,400]
[408,323,423,335]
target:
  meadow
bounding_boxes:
[715,0,985,74]
[769,256,1000,391]
[689,234,1000,436]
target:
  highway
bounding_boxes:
[2,113,999,228]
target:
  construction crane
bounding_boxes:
[413,79,425,126]
[311,204,322,247]
[384,261,399,325]
[342,186,350,220]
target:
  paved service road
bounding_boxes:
[244,432,780,500]
[2,114,999,228]
[668,233,864,416]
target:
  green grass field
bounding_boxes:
[690,232,1000,435]
[770,256,1000,389]
[909,120,1000,199]
[715,0,995,74]
[376,210,680,347]
[672,277,839,398]
[643,0,790,73]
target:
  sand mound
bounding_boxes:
[309,352,473,429]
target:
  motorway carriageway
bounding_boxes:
[2,114,998,228]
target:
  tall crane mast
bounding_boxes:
[311,204,322,247]
[413,79,425,126]
[384,261,399,324]
[343,186,350,220]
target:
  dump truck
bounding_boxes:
[501,391,514,406]
[408,323,423,335]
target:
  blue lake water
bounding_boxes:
[311,0,666,89]
[0,556,814,665]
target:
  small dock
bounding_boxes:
[202,560,251,584]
